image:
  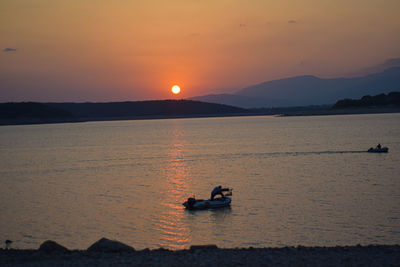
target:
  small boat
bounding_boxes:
[183,197,231,210]
[367,147,389,153]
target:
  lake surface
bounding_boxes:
[1,114,399,250]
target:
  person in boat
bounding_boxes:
[377,143,382,149]
[210,186,230,200]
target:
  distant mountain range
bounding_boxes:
[190,67,400,108]
[2,67,400,125]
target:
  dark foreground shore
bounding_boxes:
[1,238,399,267]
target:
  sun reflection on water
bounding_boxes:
[154,123,192,249]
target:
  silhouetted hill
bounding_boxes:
[0,100,249,125]
[190,67,400,108]
[333,92,400,108]
[0,102,73,119]
[47,100,247,118]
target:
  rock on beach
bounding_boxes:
[87,237,135,253]
[38,240,69,254]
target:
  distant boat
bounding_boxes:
[367,147,389,153]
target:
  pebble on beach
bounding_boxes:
[1,240,399,267]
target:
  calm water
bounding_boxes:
[0,114,399,250]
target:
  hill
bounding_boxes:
[46,100,247,118]
[0,100,248,125]
[0,102,73,119]
[190,67,400,108]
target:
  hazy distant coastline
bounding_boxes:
[1,98,400,126]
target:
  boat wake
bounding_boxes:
[160,150,372,164]
[231,150,368,159]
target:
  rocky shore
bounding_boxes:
[1,238,399,266]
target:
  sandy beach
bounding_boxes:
[1,239,399,266]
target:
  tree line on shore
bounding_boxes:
[333,92,400,108]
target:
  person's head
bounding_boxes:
[218,185,221,188]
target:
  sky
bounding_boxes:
[1,0,400,102]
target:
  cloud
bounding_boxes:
[344,57,400,77]
[3,48,17,52]
[382,58,400,67]
[288,20,297,24]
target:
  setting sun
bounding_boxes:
[171,85,181,95]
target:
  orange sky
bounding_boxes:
[1,0,399,102]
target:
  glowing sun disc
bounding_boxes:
[171,85,181,94]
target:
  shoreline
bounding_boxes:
[1,107,399,126]
[1,240,399,266]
